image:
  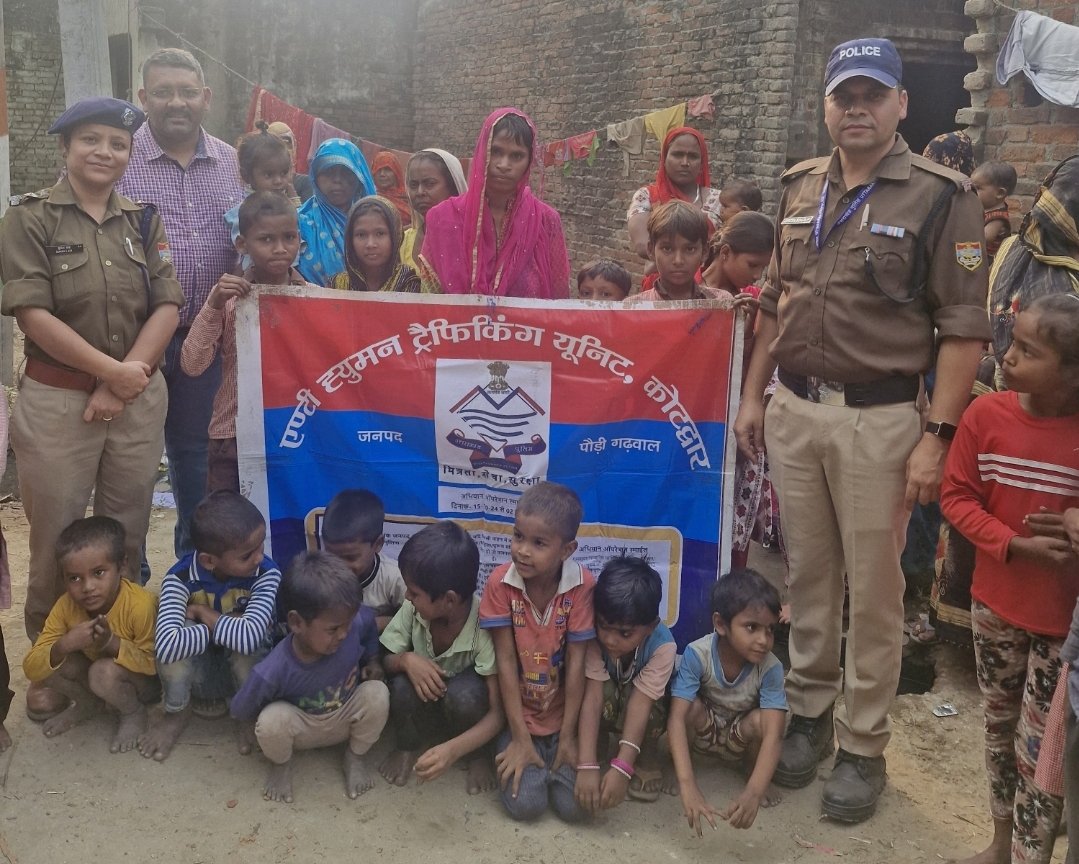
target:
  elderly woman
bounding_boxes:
[0,97,182,715]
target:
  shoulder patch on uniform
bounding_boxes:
[955,241,983,271]
[8,189,50,206]
[911,154,970,189]
[157,241,172,264]
[781,156,829,183]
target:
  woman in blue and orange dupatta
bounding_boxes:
[420,108,569,298]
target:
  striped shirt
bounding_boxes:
[156,553,281,664]
[116,125,243,326]
[941,389,1079,636]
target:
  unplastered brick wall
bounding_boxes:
[5,0,65,194]
[963,0,1079,214]
[413,0,802,286]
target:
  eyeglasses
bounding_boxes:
[148,88,204,102]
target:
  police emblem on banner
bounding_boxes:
[435,359,550,480]
[955,241,983,272]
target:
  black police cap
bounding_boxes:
[47,97,146,136]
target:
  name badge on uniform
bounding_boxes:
[781,215,814,225]
[955,241,983,271]
[46,244,84,255]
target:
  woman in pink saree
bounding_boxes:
[420,108,570,298]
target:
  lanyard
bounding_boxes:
[814,179,876,251]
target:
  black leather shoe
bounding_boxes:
[821,749,887,823]
[773,710,835,788]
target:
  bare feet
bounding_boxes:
[379,749,418,787]
[947,816,1011,864]
[465,754,497,795]
[628,766,663,802]
[659,763,680,797]
[0,721,11,752]
[264,760,294,803]
[137,705,191,761]
[760,783,783,808]
[235,719,257,755]
[344,749,376,799]
[110,707,148,754]
[42,699,96,738]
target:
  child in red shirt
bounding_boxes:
[940,293,1079,864]
[479,482,595,822]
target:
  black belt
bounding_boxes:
[777,367,919,407]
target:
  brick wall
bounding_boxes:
[964,0,1079,214]
[5,0,65,194]
[413,0,802,284]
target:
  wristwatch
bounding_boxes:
[924,421,957,441]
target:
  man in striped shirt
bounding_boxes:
[116,48,243,560]
[138,492,281,762]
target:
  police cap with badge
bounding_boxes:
[46,96,145,137]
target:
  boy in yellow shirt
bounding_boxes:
[23,517,158,753]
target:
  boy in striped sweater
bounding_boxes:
[138,491,281,762]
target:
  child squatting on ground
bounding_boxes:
[479,481,596,822]
[940,293,1079,864]
[22,517,158,753]
[141,491,281,761]
[667,568,787,836]
[230,551,388,803]
[378,520,504,794]
[321,488,407,633]
[575,555,677,812]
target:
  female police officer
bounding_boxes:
[0,97,183,716]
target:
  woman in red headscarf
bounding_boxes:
[420,107,569,298]
[371,151,413,229]
[626,127,720,289]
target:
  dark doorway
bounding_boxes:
[899,57,977,157]
[109,33,132,101]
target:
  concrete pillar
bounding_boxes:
[57,0,112,105]
[0,0,12,386]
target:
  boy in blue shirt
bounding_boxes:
[668,568,787,835]
[576,556,677,812]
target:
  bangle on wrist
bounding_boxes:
[618,738,641,755]
[576,763,601,771]
[609,757,635,779]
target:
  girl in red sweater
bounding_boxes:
[940,293,1079,864]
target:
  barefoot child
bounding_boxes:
[625,201,722,303]
[182,191,311,493]
[231,551,388,803]
[23,517,157,752]
[576,259,631,301]
[575,556,676,812]
[379,521,503,794]
[668,568,786,835]
[329,196,421,293]
[940,293,1079,864]
[140,491,281,761]
[321,488,406,633]
[480,482,596,822]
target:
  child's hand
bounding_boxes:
[360,660,384,682]
[1025,507,1067,540]
[720,787,762,829]
[552,734,578,774]
[680,781,720,836]
[495,737,544,799]
[414,741,457,783]
[207,274,252,310]
[574,768,602,813]
[731,293,760,315]
[599,766,631,809]
[90,615,114,653]
[1009,535,1077,570]
[1064,509,1079,553]
[58,619,98,655]
[402,653,448,701]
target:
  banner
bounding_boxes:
[236,289,741,645]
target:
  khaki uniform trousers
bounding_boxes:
[765,383,920,757]
[13,372,167,640]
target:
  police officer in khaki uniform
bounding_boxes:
[734,39,990,822]
[0,97,183,717]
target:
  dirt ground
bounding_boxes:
[0,500,1069,864]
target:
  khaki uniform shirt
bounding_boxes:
[758,136,990,383]
[0,176,184,370]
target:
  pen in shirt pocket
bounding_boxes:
[125,237,135,257]
[859,205,870,231]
